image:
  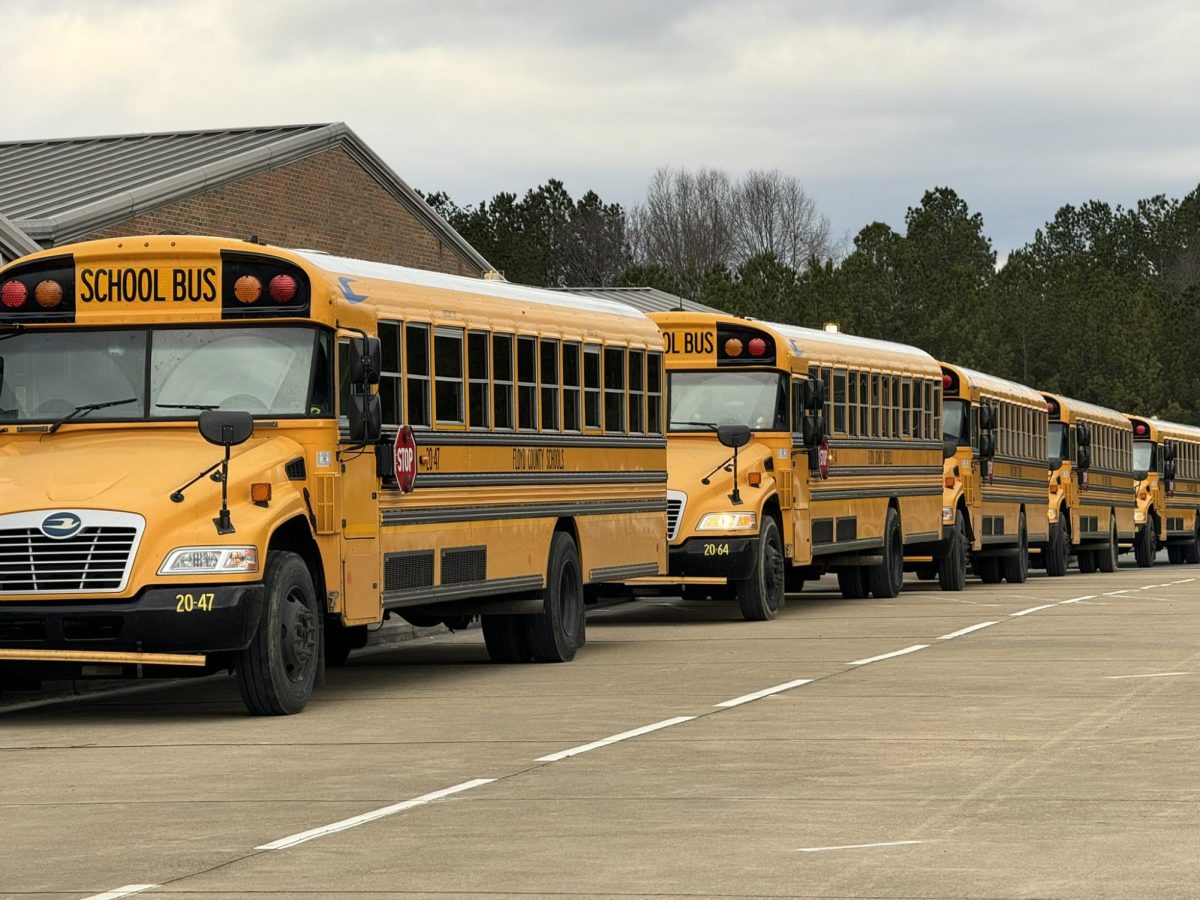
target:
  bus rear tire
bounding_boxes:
[937,510,967,592]
[1184,532,1200,564]
[837,567,868,599]
[736,517,785,621]
[1167,545,1184,565]
[1097,517,1118,573]
[1078,550,1098,574]
[524,532,585,663]
[1002,513,1029,584]
[867,508,903,599]
[975,556,1002,584]
[236,551,320,716]
[482,615,531,663]
[1134,523,1156,568]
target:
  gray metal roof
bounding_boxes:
[555,286,719,314]
[0,209,39,263]
[0,123,491,273]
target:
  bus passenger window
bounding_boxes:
[434,327,464,425]
[378,321,402,425]
[493,334,514,429]
[563,342,581,432]
[604,346,626,433]
[405,323,430,427]
[584,344,602,430]
[847,370,858,437]
[833,369,847,435]
[913,378,924,439]
[540,338,560,431]
[859,373,870,436]
[901,378,912,437]
[871,374,881,438]
[647,352,663,434]
[468,330,489,429]
[628,350,645,433]
[517,336,538,430]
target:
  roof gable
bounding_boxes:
[0,123,490,273]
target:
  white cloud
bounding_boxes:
[1,0,1197,254]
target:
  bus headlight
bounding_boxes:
[696,512,757,531]
[1134,510,1147,524]
[159,546,259,575]
[942,506,954,524]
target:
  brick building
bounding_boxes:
[0,123,490,274]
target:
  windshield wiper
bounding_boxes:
[47,397,138,434]
[156,403,220,411]
[669,420,718,430]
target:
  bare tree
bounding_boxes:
[732,169,832,270]
[629,167,736,280]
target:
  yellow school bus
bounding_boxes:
[0,236,665,714]
[1128,415,1200,566]
[1042,392,1135,575]
[937,363,1048,587]
[651,312,949,614]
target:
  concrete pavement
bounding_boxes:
[2,560,1199,899]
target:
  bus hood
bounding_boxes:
[666,437,778,510]
[0,430,306,510]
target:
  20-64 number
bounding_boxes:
[702,543,730,557]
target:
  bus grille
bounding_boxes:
[0,527,138,593]
[666,491,687,543]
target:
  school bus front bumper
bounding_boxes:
[669,537,757,580]
[0,583,265,663]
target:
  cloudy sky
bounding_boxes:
[3,0,1198,256]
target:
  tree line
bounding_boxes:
[423,174,1200,424]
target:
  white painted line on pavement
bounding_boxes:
[1011,604,1058,617]
[256,779,494,850]
[938,621,997,640]
[715,678,814,708]
[535,716,695,762]
[791,840,925,853]
[1104,590,1131,596]
[82,886,157,900]
[848,645,928,666]
[1106,672,1191,680]
[1059,595,1096,605]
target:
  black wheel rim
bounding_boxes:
[280,586,316,684]
[889,521,902,588]
[764,533,784,610]
[559,558,583,642]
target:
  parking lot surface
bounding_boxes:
[3,561,1199,899]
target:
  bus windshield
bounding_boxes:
[0,326,332,424]
[943,399,969,444]
[1133,441,1156,477]
[669,370,789,431]
[1047,422,1069,462]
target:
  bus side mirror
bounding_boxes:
[717,424,751,449]
[807,378,825,412]
[349,336,381,386]
[348,392,382,443]
[979,433,996,460]
[1165,459,1177,481]
[1164,440,1177,462]
[1078,446,1091,470]
[1077,422,1091,448]
[979,401,996,432]
[198,410,254,447]
[803,414,824,448]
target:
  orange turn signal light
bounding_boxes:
[34,279,63,308]
[234,275,262,304]
[250,483,272,504]
[1050,483,1059,494]
[944,475,956,488]
[747,471,762,487]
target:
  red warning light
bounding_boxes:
[748,337,766,357]
[1,280,27,309]
[268,274,297,303]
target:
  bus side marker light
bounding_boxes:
[1050,483,1059,494]
[251,482,272,504]
[747,471,762,487]
[944,475,956,489]
[1,279,27,308]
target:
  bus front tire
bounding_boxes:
[1134,523,1156,568]
[524,532,585,663]
[1002,512,1030,584]
[867,508,903,599]
[1097,517,1118,573]
[1046,515,1069,577]
[837,567,868,599]
[736,517,785,621]
[937,510,967,592]
[236,551,320,716]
